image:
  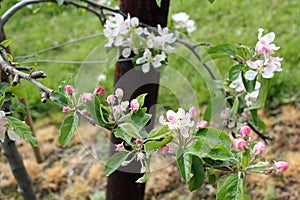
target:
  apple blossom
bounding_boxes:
[229,73,245,92]
[245,90,259,107]
[189,106,196,118]
[135,138,143,145]
[115,142,124,151]
[94,86,105,95]
[62,106,69,113]
[255,28,280,57]
[253,142,266,155]
[106,95,116,104]
[197,120,209,129]
[130,99,139,112]
[239,125,251,137]
[82,93,94,102]
[120,101,129,112]
[64,85,74,94]
[97,74,106,82]
[275,161,289,172]
[172,12,196,35]
[160,145,169,154]
[159,108,194,138]
[136,152,145,161]
[232,138,248,151]
[136,49,166,73]
[81,109,89,115]
[115,88,124,99]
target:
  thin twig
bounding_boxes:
[247,121,273,143]
[15,34,103,61]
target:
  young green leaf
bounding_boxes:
[241,71,256,93]
[206,43,236,61]
[144,136,173,155]
[105,151,131,176]
[216,175,245,200]
[6,116,38,146]
[86,96,109,128]
[208,0,215,3]
[118,122,142,139]
[156,0,161,7]
[136,93,147,108]
[10,103,27,121]
[249,78,271,109]
[229,65,243,81]
[147,125,170,140]
[176,148,192,184]
[249,109,266,131]
[208,174,217,184]
[185,137,211,158]
[205,144,231,161]
[0,38,13,48]
[59,114,79,147]
[114,127,132,145]
[230,97,239,117]
[130,108,151,131]
[50,91,68,107]
[196,128,232,150]
[5,84,27,98]
[188,156,205,191]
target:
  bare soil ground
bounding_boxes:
[0,104,299,200]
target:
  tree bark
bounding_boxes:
[106,1,170,200]
[1,29,37,200]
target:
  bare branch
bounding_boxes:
[247,121,273,143]
[0,48,53,102]
[76,110,97,126]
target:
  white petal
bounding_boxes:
[245,70,258,81]
[258,28,264,39]
[261,32,275,44]
[7,129,20,141]
[130,17,139,27]
[159,115,166,125]
[136,56,146,64]
[0,111,6,118]
[179,127,189,138]
[122,48,131,58]
[142,63,150,73]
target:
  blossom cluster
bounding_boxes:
[103,13,176,73]
[232,125,289,173]
[171,12,196,35]
[159,107,208,138]
[229,28,283,107]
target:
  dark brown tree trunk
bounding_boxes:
[1,29,37,200]
[106,1,170,200]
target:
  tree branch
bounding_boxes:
[247,121,273,143]
[0,47,53,102]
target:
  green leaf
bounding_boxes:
[144,136,173,154]
[206,44,236,60]
[208,0,215,3]
[147,125,170,140]
[105,151,131,176]
[59,114,79,147]
[216,175,245,200]
[0,82,10,93]
[5,84,27,98]
[10,103,27,121]
[208,174,217,184]
[229,65,243,81]
[114,127,132,145]
[118,122,142,139]
[130,108,151,131]
[230,97,239,117]
[136,93,147,108]
[56,0,64,6]
[156,0,161,7]
[6,116,38,146]
[0,38,13,48]
[196,128,232,150]
[249,78,271,109]
[86,96,110,128]
[241,148,251,168]
[185,137,211,158]
[204,96,226,122]
[249,109,266,131]
[50,91,68,107]
[177,148,192,184]
[241,71,256,93]
[206,144,231,161]
[188,156,205,191]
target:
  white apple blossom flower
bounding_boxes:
[229,73,245,92]
[159,108,194,138]
[172,12,196,35]
[245,90,259,106]
[245,59,277,80]
[136,49,166,73]
[121,38,139,58]
[255,28,280,58]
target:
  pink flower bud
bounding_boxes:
[81,109,89,115]
[275,161,289,172]
[232,138,248,151]
[130,99,139,112]
[240,125,251,137]
[160,145,169,154]
[197,120,209,128]
[189,106,196,118]
[106,95,115,104]
[64,85,74,94]
[113,105,121,113]
[253,142,266,155]
[94,86,105,95]
[135,138,143,145]
[62,106,69,113]
[115,88,124,98]
[82,93,94,102]
[115,142,124,151]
